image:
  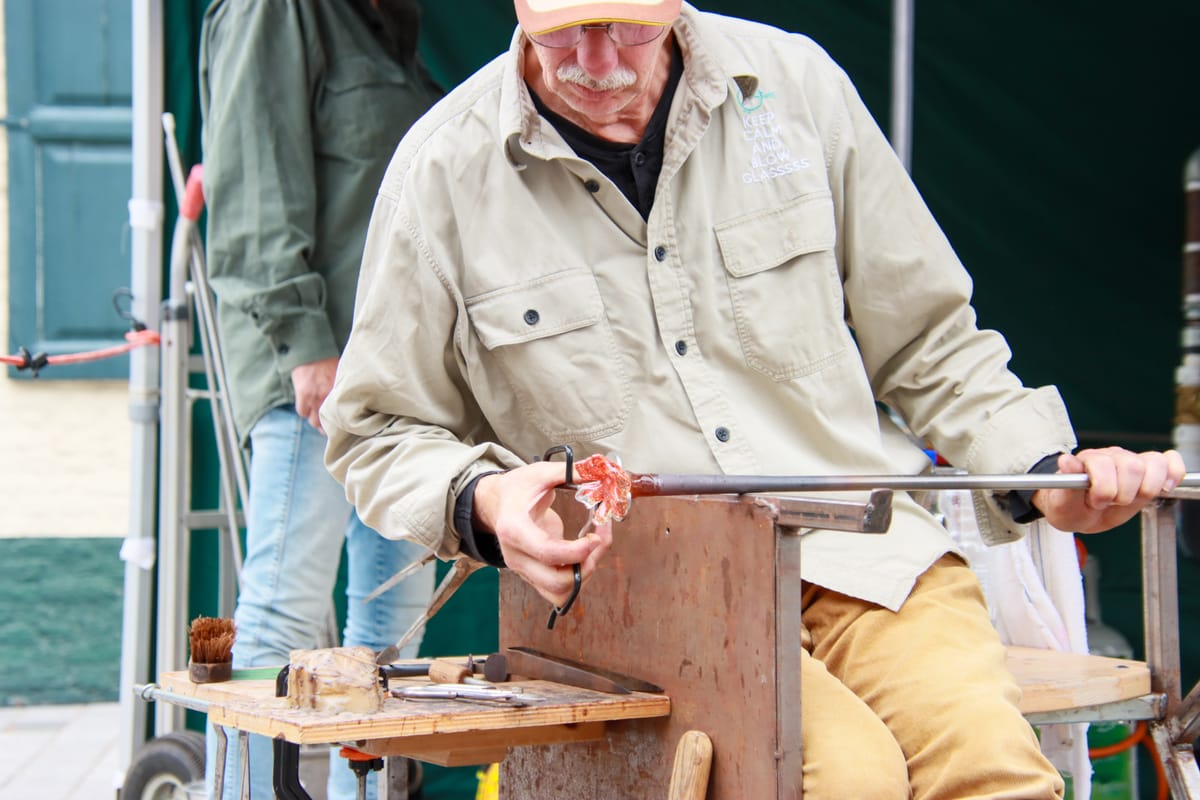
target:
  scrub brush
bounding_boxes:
[188,615,235,683]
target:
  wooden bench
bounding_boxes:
[143,499,1196,799]
[1009,645,1158,722]
[1003,501,1200,797]
[498,492,1199,800]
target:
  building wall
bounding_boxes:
[0,7,132,540]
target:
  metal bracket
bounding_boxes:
[271,666,313,800]
[761,488,893,534]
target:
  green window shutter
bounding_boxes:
[5,0,133,379]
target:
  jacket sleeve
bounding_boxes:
[822,63,1076,543]
[199,0,339,374]
[321,186,525,557]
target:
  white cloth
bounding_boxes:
[984,518,1092,800]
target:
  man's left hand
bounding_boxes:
[1032,446,1186,533]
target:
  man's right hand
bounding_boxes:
[472,461,613,607]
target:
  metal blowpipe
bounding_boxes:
[626,471,1200,498]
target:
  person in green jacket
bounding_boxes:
[198,1,441,797]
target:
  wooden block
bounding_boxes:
[287,646,384,714]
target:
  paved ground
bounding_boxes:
[0,702,119,800]
[0,701,488,799]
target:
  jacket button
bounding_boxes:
[523,309,540,325]
[278,344,290,356]
[715,427,730,442]
[654,245,667,262]
[584,179,600,193]
[674,340,687,356]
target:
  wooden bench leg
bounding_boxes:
[667,730,714,800]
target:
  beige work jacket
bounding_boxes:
[323,4,1076,611]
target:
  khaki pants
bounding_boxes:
[801,554,1065,800]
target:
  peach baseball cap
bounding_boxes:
[514,0,682,35]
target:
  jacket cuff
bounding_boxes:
[453,472,507,567]
[1005,453,1064,523]
[270,310,339,375]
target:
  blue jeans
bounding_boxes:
[205,407,435,799]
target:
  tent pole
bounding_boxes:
[890,0,915,171]
[117,0,164,790]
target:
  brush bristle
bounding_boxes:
[188,616,235,664]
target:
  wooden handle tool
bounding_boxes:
[428,659,492,686]
[667,730,713,800]
[428,660,470,684]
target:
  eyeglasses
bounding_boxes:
[528,22,668,49]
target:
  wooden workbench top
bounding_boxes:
[155,646,1149,767]
[157,667,670,766]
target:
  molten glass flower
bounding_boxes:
[574,454,632,525]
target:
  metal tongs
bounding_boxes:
[542,444,1200,628]
[374,557,485,665]
[391,684,531,707]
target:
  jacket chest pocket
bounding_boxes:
[715,191,849,381]
[316,57,418,160]
[466,269,631,442]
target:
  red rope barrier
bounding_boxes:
[1,328,161,376]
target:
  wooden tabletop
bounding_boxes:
[156,646,1148,767]
[1006,646,1152,714]
[158,667,670,767]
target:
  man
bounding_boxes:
[322,1,1184,796]
[198,0,440,797]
